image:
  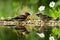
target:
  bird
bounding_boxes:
[36,13,59,33]
[36,13,52,33]
[36,13,52,22]
[12,12,30,21]
[12,12,30,36]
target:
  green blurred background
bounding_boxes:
[0,0,60,40]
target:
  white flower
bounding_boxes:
[49,36,55,40]
[37,33,45,38]
[38,6,45,11]
[49,1,55,8]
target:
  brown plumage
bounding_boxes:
[36,13,52,22]
[13,12,30,35]
[13,12,30,21]
[36,13,52,33]
[36,13,60,33]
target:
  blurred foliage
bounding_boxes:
[55,0,60,8]
[42,8,60,19]
[26,30,42,40]
[0,0,58,18]
[52,27,60,40]
[0,27,18,40]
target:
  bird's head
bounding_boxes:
[25,12,30,16]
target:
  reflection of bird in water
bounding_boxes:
[15,26,30,34]
[36,13,53,33]
[36,13,60,33]
[12,12,30,36]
